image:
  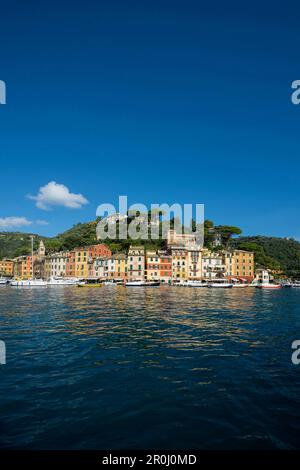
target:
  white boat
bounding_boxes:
[185,280,208,287]
[145,281,160,287]
[232,283,250,288]
[47,277,79,286]
[125,280,146,287]
[0,277,8,285]
[256,283,281,289]
[291,281,300,288]
[207,279,233,288]
[11,279,47,287]
[103,280,117,286]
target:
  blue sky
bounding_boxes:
[0,0,300,238]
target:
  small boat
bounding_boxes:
[291,281,300,288]
[185,280,208,287]
[11,279,47,287]
[103,280,117,286]
[47,277,79,286]
[77,283,102,288]
[232,283,250,288]
[145,281,160,287]
[256,283,281,289]
[0,277,8,285]
[207,280,233,288]
[125,280,146,287]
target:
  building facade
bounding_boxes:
[224,250,254,281]
[0,259,14,277]
[171,247,188,282]
[128,246,145,280]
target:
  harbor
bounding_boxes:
[1,285,300,449]
[1,231,299,290]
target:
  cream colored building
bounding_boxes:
[187,248,202,280]
[202,253,225,279]
[128,246,145,280]
[50,252,69,277]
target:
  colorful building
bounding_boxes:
[112,254,128,280]
[187,248,202,280]
[0,259,14,277]
[13,255,33,279]
[224,250,254,281]
[66,251,76,277]
[128,246,145,281]
[49,252,69,277]
[202,253,225,279]
[146,250,172,283]
[171,246,188,282]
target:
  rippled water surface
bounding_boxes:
[1,286,300,449]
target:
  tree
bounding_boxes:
[215,225,242,247]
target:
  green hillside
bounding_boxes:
[0,232,48,259]
[233,236,300,278]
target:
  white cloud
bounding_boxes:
[28,181,89,210]
[0,217,32,230]
[35,220,49,226]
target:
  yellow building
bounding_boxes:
[146,251,160,281]
[0,259,14,277]
[224,250,254,281]
[113,254,128,280]
[74,247,89,278]
[171,247,188,282]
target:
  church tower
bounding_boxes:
[38,240,45,257]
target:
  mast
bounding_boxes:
[30,235,34,280]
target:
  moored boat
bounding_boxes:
[11,279,47,287]
[290,281,300,288]
[77,283,102,288]
[207,280,233,288]
[185,280,208,287]
[256,283,281,289]
[0,277,8,285]
[47,277,79,286]
[125,280,146,287]
[232,283,250,288]
[145,281,160,287]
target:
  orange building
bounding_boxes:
[13,255,33,279]
[146,251,172,283]
[66,251,76,277]
[224,250,254,282]
[87,244,112,259]
[0,259,14,277]
[74,244,112,278]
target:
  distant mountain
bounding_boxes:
[1,222,300,278]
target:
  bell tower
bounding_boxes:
[38,240,45,257]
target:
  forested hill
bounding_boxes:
[1,221,300,278]
[233,236,300,278]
